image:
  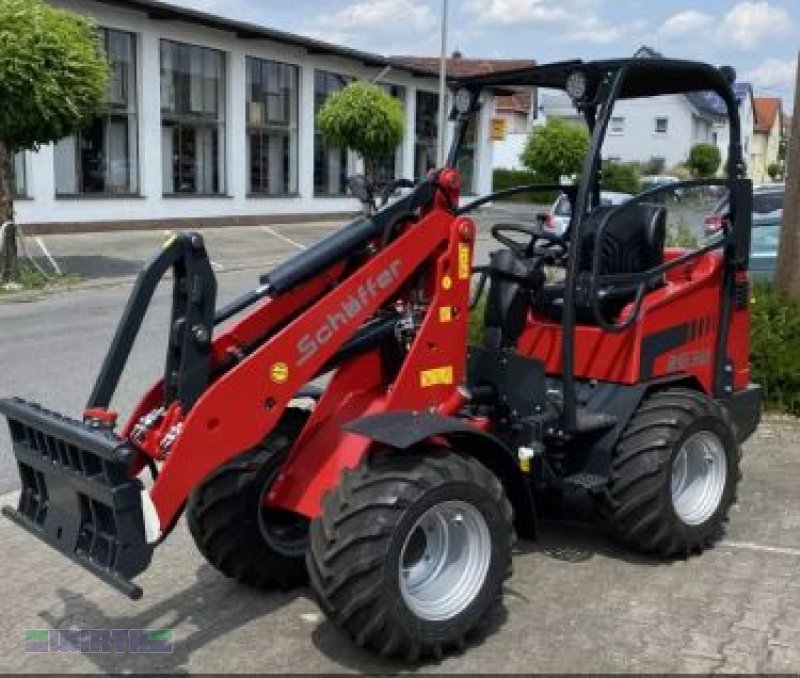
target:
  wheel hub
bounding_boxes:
[671,430,727,526]
[399,500,491,622]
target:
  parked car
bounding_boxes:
[541,190,634,236]
[704,183,784,236]
[641,174,684,200]
[750,213,782,281]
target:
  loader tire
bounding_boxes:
[603,388,740,557]
[307,447,513,662]
[187,408,309,590]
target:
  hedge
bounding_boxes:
[492,169,557,204]
[750,282,800,416]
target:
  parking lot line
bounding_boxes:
[722,540,800,557]
[261,225,307,250]
[34,236,62,275]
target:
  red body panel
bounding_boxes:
[520,249,728,391]
[268,218,474,516]
[146,207,471,527]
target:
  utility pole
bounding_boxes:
[776,52,800,298]
[436,0,449,167]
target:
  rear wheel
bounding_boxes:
[603,388,740,556]
[307,448,513,661]
[187,408,309,590]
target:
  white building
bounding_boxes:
[491,90,535,171]
[13,0,498,232]
[714,83,755,175]
[601,92,722,169]
[538,47,754,175]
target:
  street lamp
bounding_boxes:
[436,0,449,167]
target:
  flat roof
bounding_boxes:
[94,0,442,80]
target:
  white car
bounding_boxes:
[542,190,634,237]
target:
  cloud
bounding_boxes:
[718,1,791,50]
[657,10,714,39]
[744,57,797,91]
[566,16,647,45]
[312,0,434,31]
[465,0,569,25]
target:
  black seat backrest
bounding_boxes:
[531,203,668,326]
[578,203,667,277]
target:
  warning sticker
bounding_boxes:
[420,365,454,388]
[458,243,471,279]
[270,362,289,384]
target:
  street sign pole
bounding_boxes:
[436,0,449,167]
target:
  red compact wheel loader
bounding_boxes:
[1,57,761,660]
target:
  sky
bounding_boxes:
[164,0,798,110]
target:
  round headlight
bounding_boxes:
[565,71,588,102]
[454,88,473,114]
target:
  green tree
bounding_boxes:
[317,81,404,189]
[686,143,722,178]
[601,161,640,195]
[520,118,589,182]
[767,162,782,181]
[0,0,109,282]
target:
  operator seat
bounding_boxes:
[535,203,667,325]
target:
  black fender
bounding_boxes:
[578,374,715,480]
[344,411,537,539]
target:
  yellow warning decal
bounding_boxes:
[162,234,177,250]
[442,275,453,290]
[270,362,289,384]
[420,365,454,388]
[439,306,452,323]
[458,243,471,279]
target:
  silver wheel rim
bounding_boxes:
[671,431,727,526]
[398,500,491,622]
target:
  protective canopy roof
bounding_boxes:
[456,58,737,112]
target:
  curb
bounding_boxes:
[0,259,282,305]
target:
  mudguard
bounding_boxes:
[344,411,537,538]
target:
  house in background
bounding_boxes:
[751,97,785,184]
[599,47,725,169]
[491,90,536,170]
[708,82,755,175]
[394,52,535,183]
[536,47,755,173]
[17,4,514,232]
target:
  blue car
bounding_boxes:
[749,214,782,281]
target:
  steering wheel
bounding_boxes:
[491,223,566,261]
[380,178,417,207]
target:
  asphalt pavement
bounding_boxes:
[0,207,798,673]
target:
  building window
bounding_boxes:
[314,71,351,196]
[161,40,226,195]
[654,117,669,135]
[373,84,405,188]
[12,153,26,198]
[54,28,138,196]
[415,91,439,180]
[246,57,298,196]
[457,116,478,196]
[609,116,625,135]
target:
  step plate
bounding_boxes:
[0,398,153,599]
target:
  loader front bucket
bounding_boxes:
[0,398,154,599]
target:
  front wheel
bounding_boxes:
[307,448,513,661]
[603,388,740,556]
[186,409,310,590]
